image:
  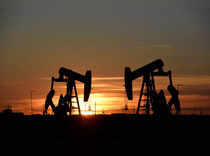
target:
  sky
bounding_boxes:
[0,0,210,115]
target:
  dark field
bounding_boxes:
[1,114,210,155]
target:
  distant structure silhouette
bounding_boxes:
[124,59,181,116]
[151,90,170,117]
[157,90,170,117]
[43,67,92,117]
[53,94,69,118]
[168,84,181,113]
[43,89,55,115]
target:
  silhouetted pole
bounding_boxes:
[30,90,35,115]
[94,90,96,116]
[91,87,96,116]
[30,91,33,115]
[123,84,128,112]
[95,101,96,116]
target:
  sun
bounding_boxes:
[81,111,94,115]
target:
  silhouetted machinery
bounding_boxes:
[124,59,180,115]
[44,67,92,116]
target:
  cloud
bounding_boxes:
[136,40,172,49]
[41,76,124,81]
[180,84,210,96]
[93,77,123,81]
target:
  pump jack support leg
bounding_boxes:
[73,82,81,115]
[137,77,145,114]
[146,80,151,115]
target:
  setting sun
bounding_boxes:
[81,111,94,115]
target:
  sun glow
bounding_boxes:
[81,111,94,115]
[8,75,210,116]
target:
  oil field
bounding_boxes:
[1,1,210,154]
[1,59,210,154]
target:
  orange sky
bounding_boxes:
[1,74,210,115]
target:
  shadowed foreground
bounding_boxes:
[1,114,210,155]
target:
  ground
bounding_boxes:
[0,114,209,155]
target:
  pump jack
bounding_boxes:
[124,59,180,115]
[44,67,92,116]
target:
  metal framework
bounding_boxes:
[124,59,174,114]
[49,67,92,116]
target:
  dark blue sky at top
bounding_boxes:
[0,0,210,79]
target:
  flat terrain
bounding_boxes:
[1,114,210,155]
